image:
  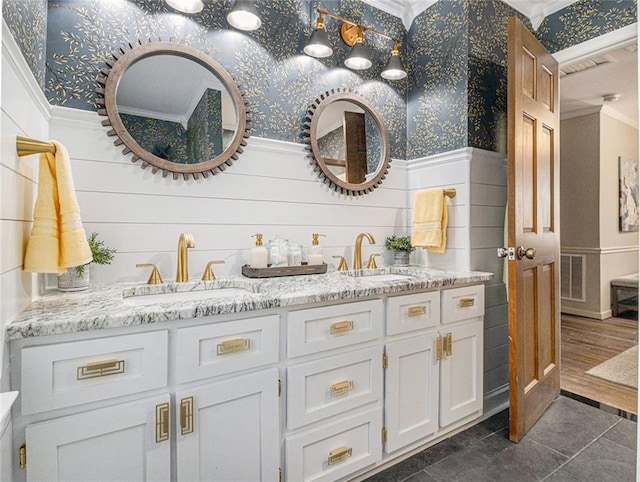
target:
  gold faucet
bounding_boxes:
[353,232,375,270]
[176,233,195,282]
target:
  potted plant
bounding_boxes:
[58,232,117,291]
[385,235,415,266]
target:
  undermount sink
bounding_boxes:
[359,273,414,282]
[340,269,414,282]
[123,287,254,306]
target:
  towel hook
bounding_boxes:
[16,135,56,157]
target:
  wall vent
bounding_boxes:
[561,254,586,302]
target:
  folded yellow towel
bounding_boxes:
[411,188,448,253]
[24,140,92,274]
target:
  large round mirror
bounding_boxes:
[97,42,249,180]
[303,90,391,195]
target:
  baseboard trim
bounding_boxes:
[561,306,612,320]
[482,385,509,419]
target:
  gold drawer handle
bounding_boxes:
[77,359,125,380]
[436,335,443,361]
[217,338,251,355]
[330,320,353,336]
[328,446,352,465]
[330,380,354,397]
[459,297,475,307]
[180,397,194,436]
[155,402,170,443]
[408,305,427,317]
[444,333,453,356]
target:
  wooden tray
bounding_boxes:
[242,263,327,278]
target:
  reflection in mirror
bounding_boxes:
[304,90,390,195]
[116,55,238,165]
[97,42,249,180]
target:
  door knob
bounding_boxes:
[516,246,536,260]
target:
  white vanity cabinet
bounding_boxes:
[383,286,484,455]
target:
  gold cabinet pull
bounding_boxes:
[18,444,26,469]
[459,297,475,307]
[444,333,453,356]
[330,380,354,397]
[330,320,353,335]
[328,446,352,465]
[155,402,170,443]
[217,338,251,355]
[408,305,427,317]
[436,336,443,361]
[180,397,194,436]
[77,359,125,380]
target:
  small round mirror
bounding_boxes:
[97,42,249,180]
[304,90,391,195]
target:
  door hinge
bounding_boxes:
[382,427,387,443]
[279,467,283,482]
[382,352,388,369]
[18,443,26,470]
[278,379,282,397]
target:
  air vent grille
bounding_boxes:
[561,254,585,302]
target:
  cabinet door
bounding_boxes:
[439,321,483,428]
[25,394,171,482]
[176,368,280,482]
[384,334,439,453]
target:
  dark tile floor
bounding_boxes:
[365,396,637,482]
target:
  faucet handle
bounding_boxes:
[202,260,225,281]
[367,253,381,269]
[136,263,163,285]
[332,256,349,272]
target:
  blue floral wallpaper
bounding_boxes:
[120,113,188,163]
[3,0,47,88]
[43,0,408,158]
[536,0,637,53]
[3,0,637,161]
[187,88,223,163]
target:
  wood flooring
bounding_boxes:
[561,313,638,414]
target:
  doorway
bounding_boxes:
[555,25,638,415]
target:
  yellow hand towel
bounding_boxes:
[411,188,448,253]
[24,141,92,274]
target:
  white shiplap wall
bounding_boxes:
[407,147,509,415]
[0,23,49,390]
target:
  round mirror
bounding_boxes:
[304,90,391,195]
[97,42,249,180]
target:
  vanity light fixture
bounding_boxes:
[165,0,203,14]
[227,0,262,31]
[303,12,333,58]
[305,8,407,80]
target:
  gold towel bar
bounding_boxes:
[444,188,456,198]
[16,135,56,157]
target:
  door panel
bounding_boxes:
[508,16,561,442]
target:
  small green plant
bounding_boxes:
[384,235,415,253]
[75,232,117,277]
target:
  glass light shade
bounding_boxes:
[165,0,203,14]
[344,42,372,70]
[304,28,332,58]
[227,0,262,31]
[381,52,407,80]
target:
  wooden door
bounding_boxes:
[176,368,280,481]
[507,17,561,442]
[344,111,367,184]
[25,394,171,481]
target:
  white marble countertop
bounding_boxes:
[6,266,493,340]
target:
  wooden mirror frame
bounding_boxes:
[303,89,391,195]
[96,40,250,180]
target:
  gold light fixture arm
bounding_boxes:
[316,8,400,47]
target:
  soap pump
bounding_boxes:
[250,233,268,269]
[308,233,326,265]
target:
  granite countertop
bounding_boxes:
[6,266,493,340]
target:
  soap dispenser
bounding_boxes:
[308,233,326,265]
[250,233,268,269]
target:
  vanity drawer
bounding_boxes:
[441,285,485,324]
[21,330,168,415]
[386,291,440,335]
[287,300,383,357]
[285,406,382,482]
[287,345,383,429]
[176,314,279,383]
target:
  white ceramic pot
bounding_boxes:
[57,267,90,291]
